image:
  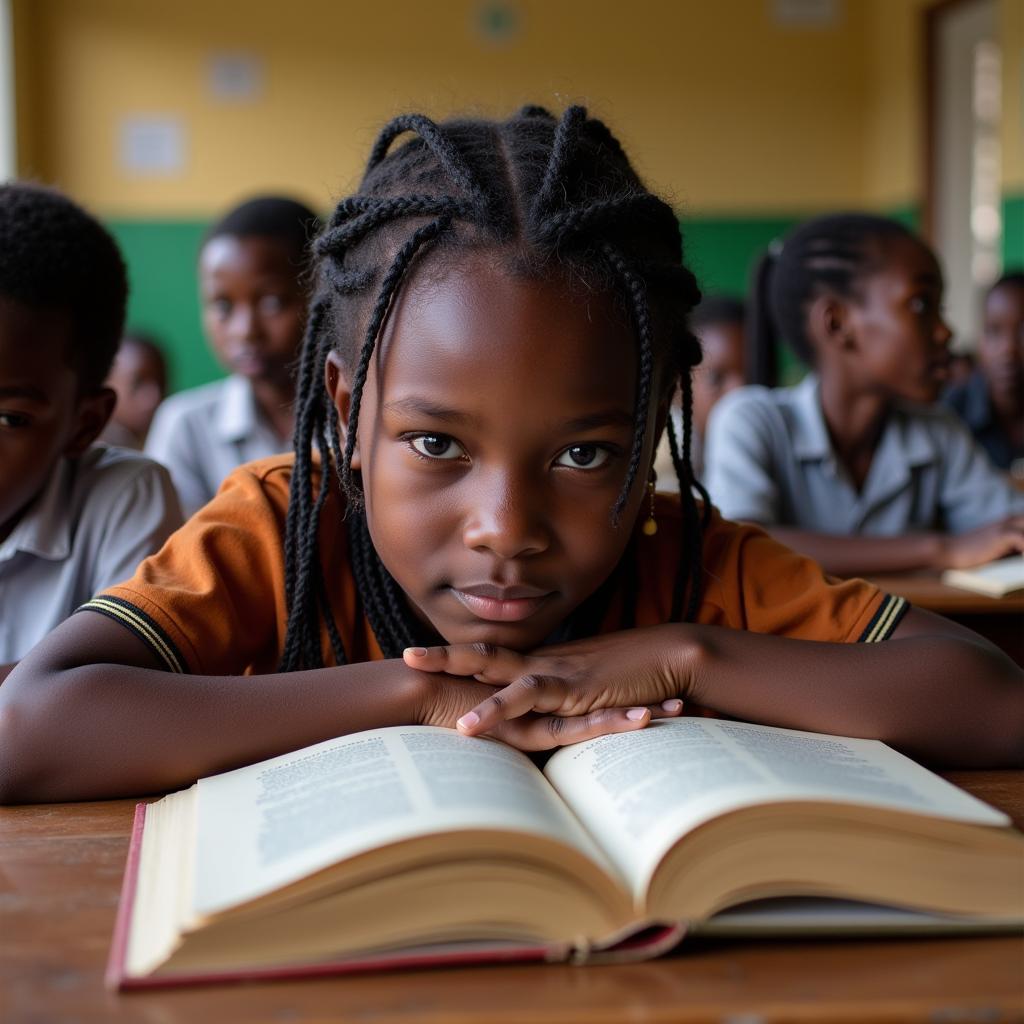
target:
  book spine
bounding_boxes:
[105,802,149,990]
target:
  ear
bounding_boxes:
[807,294,856,354]
[63,387,117,458]
[324,350,360,470]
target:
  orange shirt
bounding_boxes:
[81,456,906,676]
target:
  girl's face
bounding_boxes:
[328,254,662,652]
[979,282,1024,406]
[843,236,953,404]
[200,235,306,386]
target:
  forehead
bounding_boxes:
[0,297,77,397]
[375,254,639,414]
[695,321,745,365]
[986,282,1024,315]
[199,234,300,283]
[869,235,942,287]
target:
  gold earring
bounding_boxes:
[642,470,658,536]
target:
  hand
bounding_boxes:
[404,625,693,739]
[940,517,1024,570]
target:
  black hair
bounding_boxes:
[748,213,915,387]
[690,295,745,331]
[987,270,1024,299]
[0,181,128,391]
[280,106,707,671]
[203,195,321,267]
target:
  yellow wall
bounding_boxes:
[1000,0,1023,194]
[14,0,886,218]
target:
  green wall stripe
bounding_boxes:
[1003,194,1023,270]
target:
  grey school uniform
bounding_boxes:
[0,445,182,663]
[704,373,1024,535]
[145,374,291,517]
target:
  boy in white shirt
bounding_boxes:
[0,184,182,677]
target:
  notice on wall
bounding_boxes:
[118,116,186,177]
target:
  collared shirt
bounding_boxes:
[145,374,292,517]
[943,370,1024,474]
[0,445,182,663]
[704,374,1024,535]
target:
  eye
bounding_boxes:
[208,297,232,319]
[259,294,286,316]
[409,434,465,461]
[0,412,30,429]
[555,443,611,470]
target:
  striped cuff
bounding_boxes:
[76,596,187,673]
[858,593,909,643]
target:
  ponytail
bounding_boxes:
[747,244,781,388]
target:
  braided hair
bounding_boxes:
[280,106,708,671]
[748,213,914,387]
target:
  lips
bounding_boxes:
[449,583,554,623]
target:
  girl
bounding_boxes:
[145,196,319,516]
[0,110,1020,805]
[705,215,1024,577]
[944,271,1024,477]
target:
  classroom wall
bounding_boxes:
[9,0,1018,390]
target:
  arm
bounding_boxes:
[405,609,1024,769]
[0,613,666,805]
[0,664,14,685]
[767,521,1024,576]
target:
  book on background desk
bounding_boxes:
[107,719,1024,990]
[942,555,1024,597]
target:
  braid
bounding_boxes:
[281,105,710,668]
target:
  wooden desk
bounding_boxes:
[868,571,1024,664]
[2,774,1022,1023]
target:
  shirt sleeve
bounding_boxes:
[78,465,288,676]
[700,513,908,643]
[703,386,783,524]
[88,459,184,595]
[145,399,215,518]
[932,409,1024,533]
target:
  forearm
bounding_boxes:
[767,527,945,576]
[0,663,15,685]
[683,625,1024,767]
[0,656,424,804]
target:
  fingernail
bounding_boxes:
[405,647,428,657]
[457,711,480,730]
[662,699,683,712]
[626,708,648,721]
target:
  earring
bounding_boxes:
[642,469,658,536]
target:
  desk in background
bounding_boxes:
[2,773,1022,1024]
[868,571,1024,665]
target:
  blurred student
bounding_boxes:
[943,272,1024,479]
[100,330,168,449]
[654,296,746,489]
[704,214,1024,577]
[0,183,182,678]
[146,196,319,516]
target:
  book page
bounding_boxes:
[943,555,1024,596]
[544,719,1010,901]
[192,726,615,917]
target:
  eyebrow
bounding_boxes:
[0,385,48,403]
[383,397,634,433]
[912,272,942,287]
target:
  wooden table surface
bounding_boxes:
[2,772,1022,1024]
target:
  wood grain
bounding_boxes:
[2,777,1022,1023]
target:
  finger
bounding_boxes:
[494,706,652,752]
[403,643,528,683]
[650,698,684,719]
[456,674,574,735]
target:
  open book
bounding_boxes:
[942,555,1024,597]
[108,719,1024,989]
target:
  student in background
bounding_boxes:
[943,272,1024,479]
[0,184,182,680]
[704,215,1024,577]
[653,296,746,489]
[100,330,168,449]
[1,110,1020,804]
[146,196,319,516]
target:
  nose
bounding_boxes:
[461,468,551,560]
[230,304,264,342]
[934,314,953,349]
